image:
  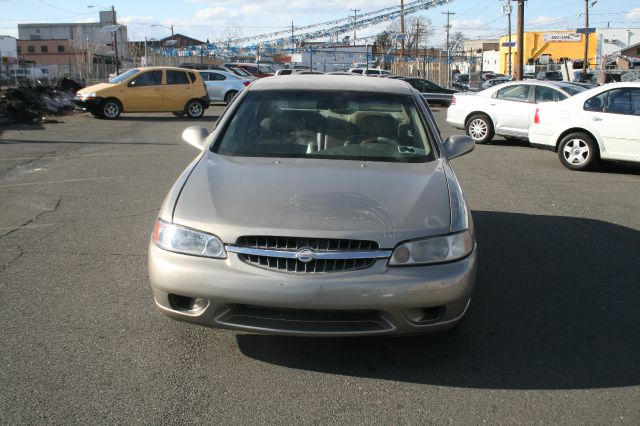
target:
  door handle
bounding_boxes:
[490,103,496,106]
[591,116,602,121]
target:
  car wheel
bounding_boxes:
[100,99,121,119]
[224,90,238,105]
[558,132,598,171]
[466,114,494,143]
[185,100,204,119]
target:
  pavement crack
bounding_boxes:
[0,246,24,273]
[0,197,62,240]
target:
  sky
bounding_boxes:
[1,0,639,46]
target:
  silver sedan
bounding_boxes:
[199,70,252,105]
[148,76,477,336]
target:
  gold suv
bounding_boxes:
[74,67,211,119]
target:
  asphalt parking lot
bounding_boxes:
[1,104,639,424]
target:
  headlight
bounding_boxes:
[77,92,97,99]
[152,219,226,259]
[389,230,473,266]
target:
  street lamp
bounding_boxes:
[582,0,597,72]
[88,4,119,74]
[151,24,174,36]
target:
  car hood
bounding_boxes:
[173,154,452,247]
[77,82,116,94]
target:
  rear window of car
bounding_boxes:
[554,83,586,96]
[166,70,190,85]
[214,90,435,163]
[496,84,531,102]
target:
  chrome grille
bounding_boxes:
[233,236,382,273]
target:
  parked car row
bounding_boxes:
[446,79,640,170]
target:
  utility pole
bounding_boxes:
[442,11,455,84]
[400,0,405,56]
[503,0,513,76]
[291,21,295,51]
[516,0,524,80]
[350,9,360,46]
[583,0,589,72]
[111,5,119,74]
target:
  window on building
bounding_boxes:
[57,45,65,53]
[17,46,21,53]
[41,45,48,53]
[27,45,35,53]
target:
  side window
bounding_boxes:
[535,86,564,103]
[128,70,162,87]
[187,72,197,83]
[605,88,640,115]
[496,85,531,102]
[631,89,640,116]
[166,70,190,85]
[212,73,226,81]
[584,92,607,112]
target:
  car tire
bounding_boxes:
[100,98,121,119]
[185,100,205,119]
[224,90,238,105]
[558,132,599,171]
[466,114,494,143]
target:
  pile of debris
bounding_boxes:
[0,79,81,126]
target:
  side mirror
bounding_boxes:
[182,126,211,151]
[442,135,475,159]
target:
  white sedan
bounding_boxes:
[199,70,252,104]
[529,82,640,170]
[446,81,586,143]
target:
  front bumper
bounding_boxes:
[73,97,103,113]
[148,242,477,336]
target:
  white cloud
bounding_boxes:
[627,8,640,20]
[119,16,156,25]
[531,16,562,25]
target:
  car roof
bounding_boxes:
[247,75,415,95]
[136,66,197,72]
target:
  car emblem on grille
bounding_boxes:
[296,248,315,263]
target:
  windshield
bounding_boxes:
[214,90,435,163]
[109,68,139,83]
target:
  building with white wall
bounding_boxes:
[596,28,640,65]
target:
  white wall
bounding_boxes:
[482,50,500,73]
[0,35,18,58]
[597,28,640,64]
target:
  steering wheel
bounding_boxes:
[344,135,399,146]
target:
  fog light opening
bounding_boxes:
[168,294,209,313]
[404,306,445,324]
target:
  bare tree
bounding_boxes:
[386,16,434,51]
[216,23,244,48]
[450,32,466,53]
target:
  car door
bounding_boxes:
[490,84,532,137]
[163,70,194,111]
[584,88,640,161]
[206,72,228,101]
[124,70,163,112]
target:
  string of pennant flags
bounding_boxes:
[150,0,457,60]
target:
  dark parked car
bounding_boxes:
[482,76,512,90]
[391,77,457,106]
[536,70,563,81]
[452,73,470,91]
